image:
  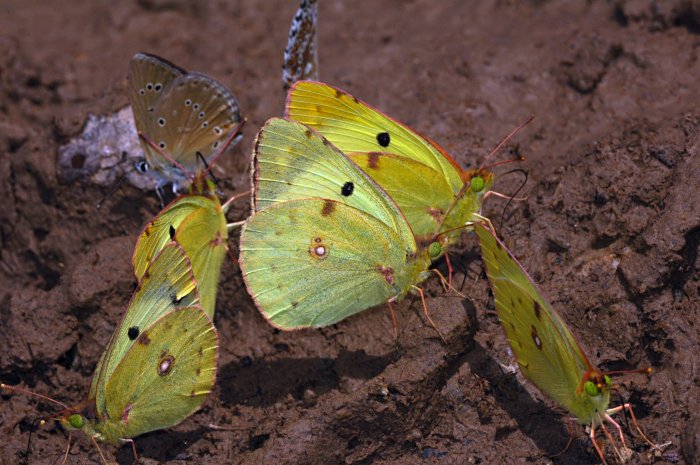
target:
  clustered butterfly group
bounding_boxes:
[2,1,667,464]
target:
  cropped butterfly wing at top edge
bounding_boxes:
[474,223,599,419]
[240,198,411,329]
[252,117,416,251]
[282,0,319,89]
[102,307,217,440]
[285,81,464,190]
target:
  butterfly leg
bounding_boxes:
[386,300,398,339]
[589,424,610,465]
[121,438,139,464]
[444,252,454,288]
[60,433,72,465]
[549,417,574,458]
[471,213,496,235]
[90,434,110,465]
[606,403,665,453]
[222,188,252,213]
[600,412,631,463]
[431,268,466,298]
[412,285,446,344]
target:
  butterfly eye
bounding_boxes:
[584,380,599,396]
[134,160,149,173]
[68,414,84,429]
[603,375,612,386]
[428,242,442,259]
[470,176,485,193]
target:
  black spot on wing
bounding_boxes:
[376,131,390,147]
[341,182,354,197]
[128,326,140,340]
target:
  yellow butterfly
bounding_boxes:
[286,81,502,260]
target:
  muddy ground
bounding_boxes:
[0,1,698,464]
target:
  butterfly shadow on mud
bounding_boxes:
[113,426,210,464]
[217,349,394,408]
[465,343,596,465]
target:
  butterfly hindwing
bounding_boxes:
[149,72,241,165]
[103,307,218,438]
[91,242,199,412]
[241,198,411,328]
[128,53,185,133]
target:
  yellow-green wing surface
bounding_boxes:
[474,222,610,424]
[241,198,429,328]
[90,242,199,413]
[285,81,493,247]
[97,307,218,441]
[133,186,227,318]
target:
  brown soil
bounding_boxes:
[1,1,698,464]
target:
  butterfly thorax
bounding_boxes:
[188,173,218,199]
[430,169,494,248]
[391,249,433,298]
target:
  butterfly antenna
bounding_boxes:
[196,152,221,186]
[434,120,531,235]
[479,114,534,169]
[138,131,194,183]
[496,168,529,231]
[95,174,128,209]
[1,384,69,410]
[603,367,653,378]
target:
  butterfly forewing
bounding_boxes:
[129,53,185,132]
[128,53,242,183]
[253,118,416,250]
[286,81,464,189]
